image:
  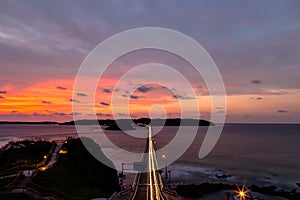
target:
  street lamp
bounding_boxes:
[162,154,168,184]
[234,185,250,200]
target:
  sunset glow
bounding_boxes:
[0,1,299,123]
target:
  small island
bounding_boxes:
[58,118,214,131]
[0,118,213,132]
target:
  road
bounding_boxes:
[47,144,62,167]
[130,125,165,200]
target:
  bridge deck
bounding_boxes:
[112,125,179,200]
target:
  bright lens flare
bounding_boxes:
[235,185,250,200]
[239,191,245,197]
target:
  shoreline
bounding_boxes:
[169,164,300,193]
[1,136,300,194]
[1,125,300,199]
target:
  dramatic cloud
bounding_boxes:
[173,94,182,99]
[32,112,48,117]
[52,112,70,116]
[76,93,87,97]
[102,88,112,93]
[251,97,264,100]
[251,80,262,84]
[277,109,288,113]
[56,86,67,90]
[96,112,112,117]
[0,1,300,123]
[0,90,7,94]
[100,102,110,106]
[70,98,80,103]
[130,95,140,100]
[41,100,52,104]
[173,94,194,100]
[71,112,82,116]
[137,86,153,93]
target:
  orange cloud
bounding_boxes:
[0,77,222,121]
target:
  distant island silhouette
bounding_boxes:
[60,118,213,130]
[0,121,58,125]
[0,118,213,130]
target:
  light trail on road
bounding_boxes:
[130,125,165,200]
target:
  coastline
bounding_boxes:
[1,124,300,199]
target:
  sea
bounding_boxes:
[0,124,299,191]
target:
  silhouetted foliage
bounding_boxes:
[32,138,120,199]
[60,118,213,127]
[0,140,52,171]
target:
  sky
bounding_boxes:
[0,0,300,123]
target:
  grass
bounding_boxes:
[32,138,120,199]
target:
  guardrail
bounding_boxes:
[130,173,141,200]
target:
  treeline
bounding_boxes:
[0,121,58,124]
[59,118,213,127]
[0,140,53,172]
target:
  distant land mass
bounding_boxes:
[0,121,58,125]
[59,118,213,130]
[0,118,213,130]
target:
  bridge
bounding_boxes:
[112,125,177,200]
[131,125,165,200]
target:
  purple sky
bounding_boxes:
[0,0,300,123]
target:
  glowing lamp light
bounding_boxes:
[239,191,245,197]
[235,184,250,200]
[41,167,46,171]
[44,155,47,159]
[59,149,68,154]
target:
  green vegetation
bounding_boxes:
[0,140,52,172]
[31,138,120,199]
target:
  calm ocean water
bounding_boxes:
[0,124,299,191]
